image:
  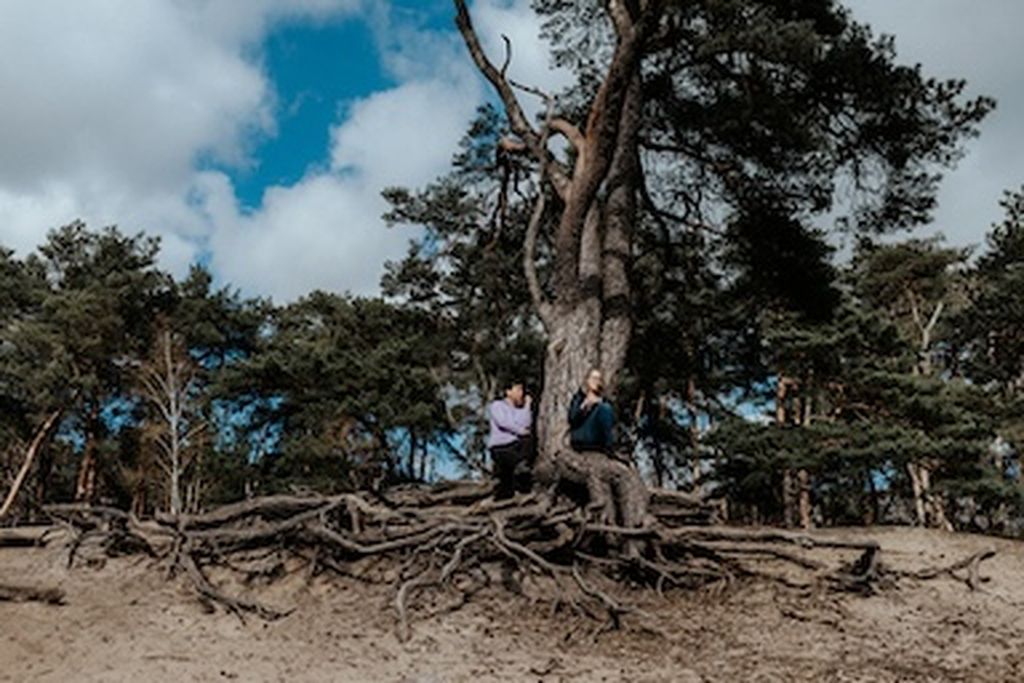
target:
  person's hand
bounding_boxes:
[524,394,533,408]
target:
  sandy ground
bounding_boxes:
[2,526,1023,682]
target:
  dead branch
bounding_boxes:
[453,0,569,196]
[0,583,65,605]
[900,548,996,591]
[0,525,57,548]
[0,408,63,520]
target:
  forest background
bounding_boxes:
[2,0,1023,537]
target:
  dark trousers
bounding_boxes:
[490,437,533,499]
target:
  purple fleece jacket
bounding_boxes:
[487,399,532,448]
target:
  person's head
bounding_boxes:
[504,380,526,406]
[584,368,604,396]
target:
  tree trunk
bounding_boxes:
[920,463,953,531]
[908,293,949,529]
[907,461,927,526]
[131,479,147,518]
[686,376,701,491]
[782,469,796,528]
[534,294,651,545]
[536,302,602,468]
[865,467,879,525]
[776,374,797,528]
[0,409,63,520]
[535,74,640,466]
[170,466,182,518]
[797,385,813,530]
[455,0,653,537]
[74,411,100,503]
[187,477,200,514]
[798,469,812,530]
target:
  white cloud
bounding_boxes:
[844,0,1024,249]
[0,0,359,274]
[3,0,1017,303]
[330,80,479,184]
[0,0,561,300]
[198,0,565,301]
[472,0,573,99]
[203,75,482,300]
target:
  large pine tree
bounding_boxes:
[387,0,992,500]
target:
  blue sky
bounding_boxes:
[0,1,1021,302]
[226,19,392,211]
[225,1,457,211]
[0,0,555,299]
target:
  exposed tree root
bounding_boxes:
[899,548,997,591]
[0,526,55,548]
[0,583,65,604]
[38,481,996,640]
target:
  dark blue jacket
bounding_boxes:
[568,390,615,453]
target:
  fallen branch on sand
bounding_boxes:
[0,526,55,548]
[0,583,65,604]
[38,481,995,639]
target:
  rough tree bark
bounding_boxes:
[455,1,658,530]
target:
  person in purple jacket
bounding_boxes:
[487,379,534,499]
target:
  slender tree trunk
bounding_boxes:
[776,374,797,528]
[419,439,429,482]
[166,329,184,517]
[35,446,52,509]
[797,381,813,530]
[75,410,100,503]
[908,292,950,528]
[782,469,796,528]
[131,479,147,518]
[907,461,927,526]
[186,476,200,514]
[920,462,953,531]
[797,469,812,530]
[401,432,413,481]
[0,409,62,520]
[170,467,182,517]
[686,376,701,491]
[865,467,878,525]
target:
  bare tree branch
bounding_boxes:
[455,1,570,198]
[454,1,540,156]
[0,408,63,519]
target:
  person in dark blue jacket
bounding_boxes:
[568,368,615,454]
